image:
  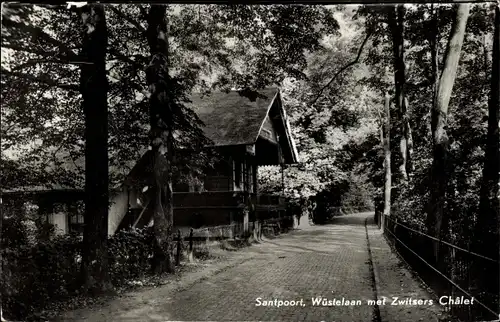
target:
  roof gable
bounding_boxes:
[187,87,278,146]
[254,91,299,164]
[258,115,279,143]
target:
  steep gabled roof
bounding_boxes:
[121,87,299,187]
[187,87,279,147]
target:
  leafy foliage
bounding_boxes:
[1,3,498,320]
[1,4,340,189]
[1,209,155,320]
[107,228,155,285]
[2,210,82,319]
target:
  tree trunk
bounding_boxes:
[374,118,384,229]
[483,33,489,79]
[79,4,113,294]
[146,4,174,274]
[404,97,414,173]
[382,92,392,232]
[475,0,500,283]
[0,200,3,321]
[426,3,471,263]
[379,122,384,144]
[469,6,500,314]
[388,4,411,183]
[429,4,440,138]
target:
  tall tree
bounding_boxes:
[473,2,500,302]
[209,4,339,92]
[0,202,3,321]
[426,3,471,262]
[388,4,412,183]
[477,2,500,254]
[382,91,391,231]
[76,4,113,293]
[145,4,175,274]
[1,4,84,190]
[429,5,441,139]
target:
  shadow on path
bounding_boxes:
[317,211,375,226]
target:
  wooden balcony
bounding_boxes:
[173,191,286,210]
[251,194,286,211]
[254,194,285,205]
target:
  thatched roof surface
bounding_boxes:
[187,87,279,147]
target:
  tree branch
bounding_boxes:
[1,43,62,59]
[108,48,146,69]
[2,16,79,61]
[10,58,92,71]
[1,68,79,91]
[310,30,372,106]
[138,5,150,22]
[109,5,147,35]
[52,134,71,161]
[406,80,432,89]
[5,43,136,72]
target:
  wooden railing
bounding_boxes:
[173,191,285,209]
[173,191,245,208]
[254,194,285,206]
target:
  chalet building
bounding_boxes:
[1,87,299,236]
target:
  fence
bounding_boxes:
[381,214,500,322]
[172,216,295,264]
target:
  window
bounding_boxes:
[249,164,254,193]
[234,161,241,187]
[253,164,258,193]
[68,201,84,234]
[69,213,84,225]
[68,213,84,234]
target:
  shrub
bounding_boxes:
[1,211,260,320]
[286,197,311,222]
[2,213,155,320]
[193,243,213,260]
[107,227,154,285]
[286,200,302,219]
[2,231,81,319]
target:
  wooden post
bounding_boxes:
[189,228,194,252]
[176,229,181,266]
[243,208,249,236]
[188,228,194,263]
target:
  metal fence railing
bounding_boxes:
[382,215,500,322]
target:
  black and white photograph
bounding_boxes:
[0,1,499,321]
